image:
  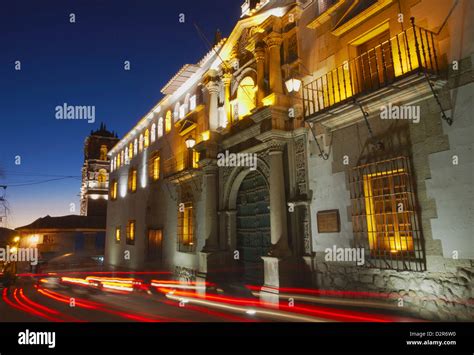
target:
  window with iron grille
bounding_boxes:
[177,202,195,253]
[349,156,425,271]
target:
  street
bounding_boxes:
[0,271,421,323]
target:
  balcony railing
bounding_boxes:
[303,21,440,120]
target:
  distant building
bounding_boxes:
[14,124,118,264]
[80,123,119,217]
[0,227,17,249]
[16,215,106,262]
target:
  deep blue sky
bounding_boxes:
[0,0,241,228]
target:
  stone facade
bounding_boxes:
[104,0,473,321]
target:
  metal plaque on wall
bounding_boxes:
[317,210,340,233]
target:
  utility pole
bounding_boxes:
[0,185,7,227]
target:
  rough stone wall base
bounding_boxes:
[313,259,473,321]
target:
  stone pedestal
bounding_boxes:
[197,250,231,293]
[260,256,296,306]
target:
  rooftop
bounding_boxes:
[16,215,106,232]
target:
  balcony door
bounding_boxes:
[357,31,394,93]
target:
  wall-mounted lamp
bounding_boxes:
[285,78,302,93]
[185,136,196,149]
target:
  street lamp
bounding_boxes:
[185,136,196,149]
[285,78,302,93]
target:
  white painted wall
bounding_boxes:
[426,82,474,259]
[307,136,353,252]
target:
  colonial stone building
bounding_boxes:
[106,0,473,320]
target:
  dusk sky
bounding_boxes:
[0,0,241,228]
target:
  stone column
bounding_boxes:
[202,165,219,252]
[222,73,232,126]
[268,141,290,256]
[206,80,220,131]
[266,32,284,96]
[254,44,266,107]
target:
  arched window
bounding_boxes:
[129,142,133,160]
[158,117,164,137]
[174,102,180,122]
[165,111,172,133]
[134,139,138,155]
[144,129,150,148]
[139,134,144,152]
[151,123,156,142]
[125,147,129,164]
[100,145,108,161]
[236,76,256,118]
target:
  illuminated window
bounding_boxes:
[151,123,156,142]
[149,153,160,182]
[110,180,118,200]
[134,139,138,155]
[158,117,164,137]
[139,134,144,152]
[178,202,194,252]
[128,168,137,193]
[350,157,424,271]
[236,76,256,118]
[189,95,197,111]
[192,150,200,169]
[115,227,121,243]
[129,142,133,160]
[179,105,186,119]
[144,129,150,148]
[174,102,180,122]
[120,151,124,167]
[126,220,136,245]
[100,145,108,161]
[165,111,172,133]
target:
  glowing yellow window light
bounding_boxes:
[236,76,256,118]
[363,169,414,253]
[115,227,121,242]
[128,168,137,192]
[111,180,118,200]
[129,143,133,159]
[165,111,172,133]
[127,221,135,242]
[152,155,160,181]
[192,151,200,169]
[144,129,150,148]
[182,204,193,246]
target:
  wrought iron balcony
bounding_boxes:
[303,21,441,121]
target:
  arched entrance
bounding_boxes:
[236,170,271,285]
